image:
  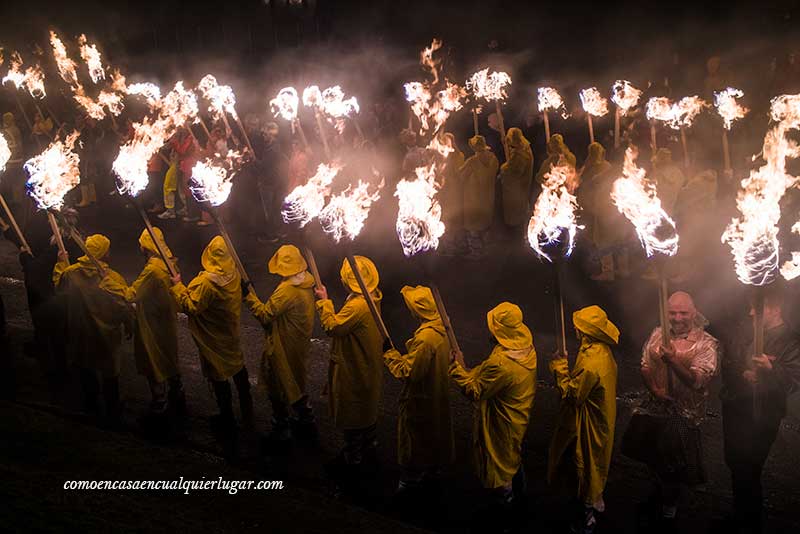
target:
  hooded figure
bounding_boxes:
[499,128,534,227]
[548,305,619,530]
[536,134,576,185]
[460,135,499,233]
[246,245,316,440]
[53,234,131,421]
[171,235,252,429]
[384,285,454,484]
[651,148,685,216]
[315,256,384,465]
[124,228,182,413]
[450,302,537,491]
[439,133,466,248]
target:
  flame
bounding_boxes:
[125,82,162,108]
[537,87,569,118]
[97,90,124,116]
[78,34,105,83]
[49,31,79,86]
[527,161,583,261]
[109,69,127,92]
[189,150,244,206]
[579,87,609,117]
[427,133,455,158]
[270,87,300,122]
[319,86,360,133]
[197,74,238,120]
[467,68,512,102]
[23,64,46,99]
[24,132,81,210]
[394,164,445,256]
[405,80,466,136]
[319,175,383,242]
[723,94,800,285]
[302,85,322,108]
[282,162,343,226]
[611,80,642,115]
[646,96,708,129]
[714,87,748,130]
[421,38,442,85]
[611,147,679,257]
[2,52,25,88]
[73,86,107,120]
[0,132,11,173]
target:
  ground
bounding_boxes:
[2,195,799,533]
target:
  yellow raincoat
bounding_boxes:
[536,134,576,185]
[450,302,537,488]
[53,234,131,376]
[171,236,244,381]
[316,256,384,430]
[384,285,454,470]
[460,135,498,233]
[123,228,179,383]
[577,143,628,250]
[440,134,466,232]
[499,128,534,226]
[245,245,316,404]
[651,149,685,215]
[548,305,619,505]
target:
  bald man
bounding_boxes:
[628,291,719,523]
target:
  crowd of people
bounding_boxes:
[2,49,800,534]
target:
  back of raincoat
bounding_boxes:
[499,128,534,226]
[536,134,576,185]
[460,136,498,233]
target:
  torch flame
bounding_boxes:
[197,74,238,120]
[611,80,642,115]
[0,132,11,173]
[319,174,383,242]
[467,68,512,102]
[270,87,300,122]
[421,38,442,85]
[125,82,162,108]
[78,34,105,83]
[646,96,708,130]
[527,160,583,261]
[302,85,322,108]
[49,31,79,86]
[2,52,25,89]
[395,164,446,256]
[537,87,569,118]
[24,132,81,210]
[23,64,46,99]
[189,150,244,207]
[579,87,609,117]
[714,87,748,130]
[282,162,343,227]
[611,146,679,257]
[97,90,124,116]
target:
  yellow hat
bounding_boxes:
[84,234,110,261]
[268,245,308,277]
[138,227,173,259]
[486,302,533,350]
[573,305,619,345]
[340,255,379,294]
[201,235,236,277]
[400,285,439,321]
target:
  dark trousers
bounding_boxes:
[212,367,253,424]
[723,398,782,532]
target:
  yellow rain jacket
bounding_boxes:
[450,302,537,488]
[384,285,454,470]
[124,228,179,383]
[316,256,384,430]
[651,149,685,215]
[53,234,131,376]
[246,245,316,404]
[548,305,619,505]
[440,134,466,232]
[171,236,244,381]
[578,143,628,250]
[460,135,498,233]
[499,128,534,227]
[536,134,576,185]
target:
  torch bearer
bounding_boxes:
[0,133,32,254]
[538,87,567,144]
[303,86,332,160]
[611,80,642,151]
[197,74,254,155]
[579,87,609,146]
[467,69,511,160]
[647,96,708,170]
[714,87,748,180]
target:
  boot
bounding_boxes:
[590,253,615,281]
[233,367,254,429]
[102,376,123,429]
[76,185,91,208]
[291,396,318,440]
[210,380,236,434]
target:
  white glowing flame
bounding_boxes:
[320,86,360,133]
[190,150,244,206]
[125,82,162,108]
[467,68,512,102]
[109,69,127,92]
[723,94,800,284]
[0,132,11,173]
[2,52,25,88]
[537,87,569,118]
[24,132,81,210]
[50,31,79,86]
[78,34,105,83]
[421,38,442,85]
[646,96,708,130]
[197,74,238,120]
[611,80,642,115]
[270,87,300,122]
[73,86,107,120]
[527,161,583,261]
[97,90,124,116]
[405,80,466,136]
[580,87,609,117]
[427,134,455,158]
[714,87,749,130]
[282,162,343,226]
[394,164,445,256]
[611,147,679,257]
[24,64,46,99]
[319,175,383,242]
[302,85,322,108]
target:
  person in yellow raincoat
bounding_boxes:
[450,302,537,512]
[651,148,685,217]
[536,133,576,185]
[499,128,534,229]
[439,133,466,255]
[459,135,499,258]
[123,228,184,415]
[53,234,132,424]
[314,256,384,472]
[245,245,316,442]
[548,305,619,534]
[383,285,454,493]
[170,236,252,432]
[157,152,187,220]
